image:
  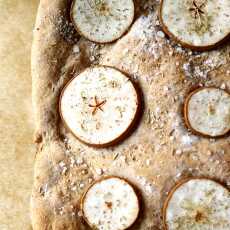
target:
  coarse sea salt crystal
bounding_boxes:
[70,157,75,165]
[73,45,80,54]
[59,161,65,167]
[78,211,83,217]
[176,172,182,178]
[146,159,151,166]
[79,183,85,189]
[76,158,83,165]
[175,149,182,155]
[156,31,165,38]
[164,86,169,92]
[62,166,67,174]
[72,186,77,191]
[181,135,192,146]
[220,83,226,90]
[96,168,103,175]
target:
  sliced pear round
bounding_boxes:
[60,66,140,147]
[160,0,230,50]
[163,178,230,230]
[81,176,140,230]
[71,0,135,43]
[184,87,230,137]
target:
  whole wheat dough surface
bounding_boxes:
[31,0,230,229]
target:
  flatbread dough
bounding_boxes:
[31,0,230,229]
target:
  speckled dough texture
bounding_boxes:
[31,0,230,229]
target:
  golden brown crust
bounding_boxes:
[59,65,142,148]
[162,176,230,230]
[184,87,230,138]
[159,0,230,51]
[81,175,140,229]
[70,0,136,44]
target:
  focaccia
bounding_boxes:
[31,0,230,229]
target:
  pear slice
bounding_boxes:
[59,66,140,147]
[71,0,135,43]
[81,176,140,230]
[160,0,230,51]
[184,87,230,137]
[163,178,230,230]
